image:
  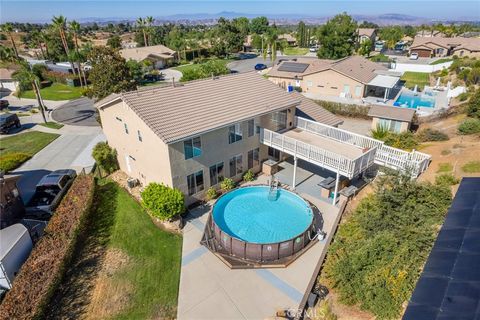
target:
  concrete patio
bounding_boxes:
[177,166,348,320]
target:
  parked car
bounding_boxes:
[143,73,164,82]
[254,63,268,71]
[0,113,20,134]
[309,47,317,53]
[409,52,419,60]
[25,169,77,219]
[0,100,9,110]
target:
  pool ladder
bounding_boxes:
[268,179,279,201]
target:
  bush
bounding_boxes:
[0,175,95,319]
[457,92,470,102]
[384,131,419,150]
[220,178,235,192]
[416,128,449,142]
[0,152,31,172]
[206,187,218,201]
[316,100,370,119]
[466,89,480,118]
[243,170,255,182]
[458,118,480,135]
[91,142,118,174]
[435,173,460,186]
[141,183,185,221]
[42,70,70,84]
[371,124,390,140]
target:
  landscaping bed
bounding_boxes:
[0,131,60,172]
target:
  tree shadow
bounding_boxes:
[45,180,118,319]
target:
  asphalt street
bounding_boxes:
[51,97,99,126]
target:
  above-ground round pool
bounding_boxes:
[211,186,316,263]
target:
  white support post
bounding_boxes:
[292,156,298,189]
[384,88,389,102]
[333,171,340,206]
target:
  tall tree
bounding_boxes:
[136,17,148,47]
[316,13,357,59]
[297,21,307,47]
[233,17,250,39]
[145,16,155,46]
[1,23,19,58]
[12,62,47,123]
[249,16,269,34]
[86,46,136,100]
[379,26,403,49]
[69,20,85,87]
[52,15,77,78]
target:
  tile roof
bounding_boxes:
[292,92,343,127]
[120,44,176,62]
[97,72,301,144]
[267,56,386,84]
[368,105,415,122]
[357,28,376,38]
[411,36,480,52]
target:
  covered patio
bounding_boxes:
[365,74,401,102]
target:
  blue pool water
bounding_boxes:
[212,186,313,244]
[394,92,436,109]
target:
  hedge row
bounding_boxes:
[0,174,95,320]
[314,100,371,119]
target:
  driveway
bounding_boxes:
[227,54,314,73]
[162,68,182,82]
[52,97,99,126]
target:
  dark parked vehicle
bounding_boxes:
[143,73,164,82]
[25,169,77,219]
[254,63,268,71]
[0,100,9,110]
[0,113,20,134]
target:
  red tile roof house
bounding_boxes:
[410,36,480,58]
[96,72,430,206]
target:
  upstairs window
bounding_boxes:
[184,137,202,160]
[228,123,243,144]
[271,110,287,131]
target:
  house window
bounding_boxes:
[187,170,204,196]
[137,130,142,142]
[378,118,402,133]
[248,148,260,169]
[268,147,280,161]
[271,110,287,131]
[247,119,255,137]
[209,162,224,186]
[184,137,202,160]
[343,84,350,94]
[124,123,129,134]
[229,154,243,177]
[355,85,362,97]
[228,123,243,144]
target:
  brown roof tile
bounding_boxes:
[292,92,343,127]
[368,105,415,122]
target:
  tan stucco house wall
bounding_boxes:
[371,117,410,133]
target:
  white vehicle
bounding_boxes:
[309,47,317,53]
[409,52,419,60]
[0,224,33,291]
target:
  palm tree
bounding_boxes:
[12,62,47,123]
[263,29,281,62]
[145,16,155,46]
[2,23,19,58]
[52,15,78,79]
[136,17,147,46]
[0,46,17,62]
[69,20,85,87]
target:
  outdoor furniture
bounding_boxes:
[339,185,359,203]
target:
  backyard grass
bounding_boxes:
[437,162,453,173]
[462,161,480,173]
[400,71,431,90]
[0,131,60,172]
[430,58,453,65]
[38,121,64,129]
[173,58,233,73]
[282,47,309,55]
[19,83,84,101]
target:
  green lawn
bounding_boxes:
[38,121,64,130]
[172,58,233,73]
[400,71,431,90]
[20,83,84,101]
[282,47,309,55]
[462,161,480,173]
[95,180,182,319]
[437,163,453,173]
[0,131,60,172]
[430,58,453,65]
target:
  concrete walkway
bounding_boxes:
[177,173,345,320]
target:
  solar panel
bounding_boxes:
[277,62,309,73]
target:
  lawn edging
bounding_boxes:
[0,174,95,319]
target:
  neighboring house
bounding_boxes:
[368,105,415,133]
[121,41,138,49]
[267,56,399,100]
[243,35,253,52]
[357,28,377,44]
[460,31,480,38]
[96,72,342,205]
[410,36,480,58]
[0,68,19,93]
[415,30,446,38]
[292,91,344,127]
[0,174,25,230]
[120,45,177,69]
[279,34,297,46]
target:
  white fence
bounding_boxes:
[295,117,431,177]
[390,61,453,73]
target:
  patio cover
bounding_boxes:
[367,74,399,89]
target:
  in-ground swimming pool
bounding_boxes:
[211,186,316,263]
[394,91,436,109]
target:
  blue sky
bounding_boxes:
[2,0,479,23]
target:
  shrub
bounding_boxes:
[0,152,31,172]
[458,118,480,135]
[42,70,69,84]
[206,187,218,201]
[0,175,95,319]
[316,100,370,119]
[371,124,390,140]
[384,131,419,150]
[435,173,460,186]
[457,92,470,102]
[141,183,185,221]
[416,128,449,142]
[91,142,118,174]
[243,170,255,182]
[220,178,235,192]
[466,89,480,118]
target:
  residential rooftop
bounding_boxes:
[357,28,376,38]
[293,92,343,127]
[96,72,302,144]
[368,105,416,122]
[411,36,480,52]
[120,44,176,61]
